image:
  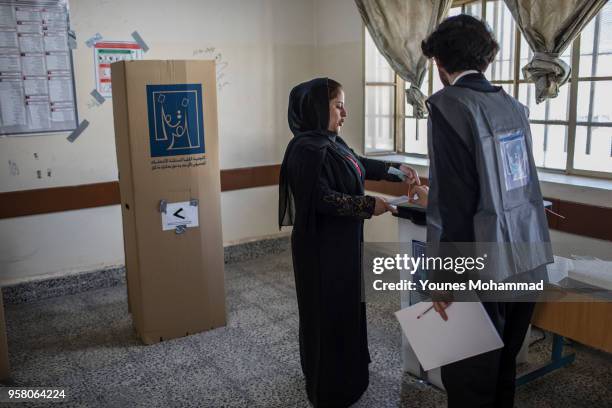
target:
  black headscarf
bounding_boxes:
[278,78,336,231]
[287,77,330,135]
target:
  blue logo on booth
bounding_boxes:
[146,84,205,157]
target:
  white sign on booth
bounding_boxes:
[161,201,199,231]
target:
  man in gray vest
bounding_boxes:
[419,15,553,408]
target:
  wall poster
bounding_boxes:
[0,0,78,136]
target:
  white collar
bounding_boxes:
[451,70,481,86]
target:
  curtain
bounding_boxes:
[504,0,608,103]
[355,0,452,118]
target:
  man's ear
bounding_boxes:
[434,58,446,75]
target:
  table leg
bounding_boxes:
[516,334,576,386]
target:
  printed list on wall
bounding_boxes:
[95,41,142,98]
[0,0,78,136]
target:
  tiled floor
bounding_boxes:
[3,250,611,407]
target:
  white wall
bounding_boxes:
[0,206,124,286]
[0,0,316,284]
[313,0,364,153]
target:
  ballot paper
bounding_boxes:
[546,255,612,291]
[387,166,406,181]
[569,259,612,291]
[387,195,410,206]
[395,301,503,371]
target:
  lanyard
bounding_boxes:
[345,154,362,178]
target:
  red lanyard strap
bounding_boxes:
[345,155,362,178]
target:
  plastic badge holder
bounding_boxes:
[387,166,406,181]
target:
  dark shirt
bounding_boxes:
[429,73,500,242]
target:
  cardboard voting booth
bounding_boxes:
[111,60,226,344]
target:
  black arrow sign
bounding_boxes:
[173,208,185,219]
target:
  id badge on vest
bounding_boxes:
[498,129,530,191]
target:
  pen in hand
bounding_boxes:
[417,302,452,321]
[417,304,434,319]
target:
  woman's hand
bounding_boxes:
[408,185,429,207]
[399,164,420,185]
[373,196,396,216]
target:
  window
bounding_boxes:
[364,0,612,178]
[573,3,612,174]
[404,7,460,156]
[364,31,396,154]
[485,0,571,171]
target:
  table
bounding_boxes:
[516,293,612,385]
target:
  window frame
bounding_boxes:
[363,26,400,156]
[363,0,612,180]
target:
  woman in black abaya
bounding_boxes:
[279,78,419,407]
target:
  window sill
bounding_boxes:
[367,154,612,208]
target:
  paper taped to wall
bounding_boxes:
[94,41,143,98]
[0,0,77,136]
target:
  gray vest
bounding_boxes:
[426,85,553,282]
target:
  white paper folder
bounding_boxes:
[395,302,504,371]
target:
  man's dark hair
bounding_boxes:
[421,14,499,73]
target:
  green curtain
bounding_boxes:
[355,0,452,118]
[504,0,609,103]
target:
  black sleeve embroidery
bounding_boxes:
[314,159,376,219]
[318,191,376,218]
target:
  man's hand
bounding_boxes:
[408,185,429,207]
[399,164,420,186]
[433,301,452,321]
